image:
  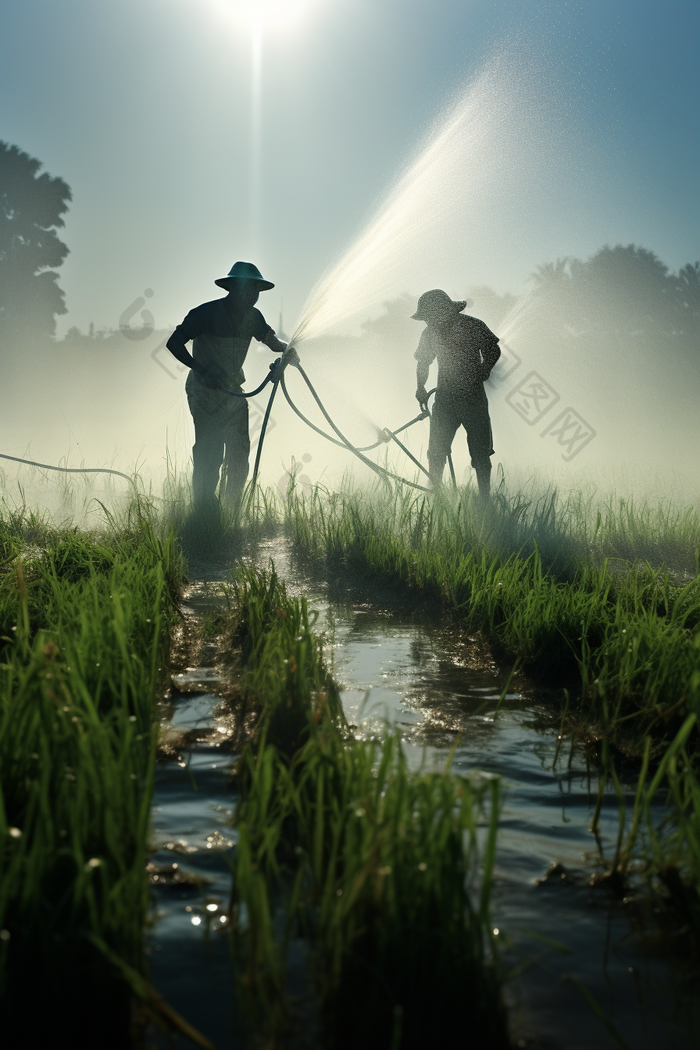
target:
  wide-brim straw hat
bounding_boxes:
[215,260,275,291]
[412,289,466,321]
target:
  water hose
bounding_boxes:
[1,351,451,498]
[0,452,133,485]
[0,356,282,492]
[249,351,295,487]
[385,430,430,478]
[280,373,431,454]
[277,370,458,492]
[219,363,277,399]
[279,365,432,493]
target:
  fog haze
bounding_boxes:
[1,0,698,498]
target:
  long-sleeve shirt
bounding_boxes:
[414,313,500,404]
[167,298,285,392]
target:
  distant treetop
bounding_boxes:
[0,141,72,342]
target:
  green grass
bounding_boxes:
[283,477,700,946]
[3,469,697,1045]
[284,480,700,752]
[215,566,508,1049]
[591,710,700,946]
[0,503,185,1047]
[155,466,282,566]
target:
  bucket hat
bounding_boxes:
[215,261,275,291]
[412,289,467,321]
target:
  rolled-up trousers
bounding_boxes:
[187,381,250,504]
[428,391,494,488]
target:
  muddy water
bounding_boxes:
[148,540,698,1049]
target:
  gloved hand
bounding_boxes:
[199,364,226,390]
[415,385,428,407]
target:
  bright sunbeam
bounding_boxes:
[228,0,310,28]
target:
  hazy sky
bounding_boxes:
[2,0,699,337]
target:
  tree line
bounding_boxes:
[1,139,698,351]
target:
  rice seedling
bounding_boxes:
[279,477,700,954]
[156,463,283,567]
[593,707,700,944]
[220,566,508,1049]
[0,502,186,1047]
[284,480,700,752]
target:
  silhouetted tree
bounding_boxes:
[465,285,518,331]
[0,141,72,342]
[531,257,570,289]
[673,261,700,339]
[530,244,699,351]
[360,294,416,348]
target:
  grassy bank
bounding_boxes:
[0,503,184,1047]
[284,482,700,750]
[282,479,700,941]
[210,566,508,1049]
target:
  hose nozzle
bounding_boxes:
[282,344,300,369]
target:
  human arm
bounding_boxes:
[415,359,430,404]
[249,305,288,354]
[414,328,436,404]
[166,320,224,388]
[479,324,501,381]
[166,331,197,371]
[260,326,287,354]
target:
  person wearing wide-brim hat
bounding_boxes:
[167,261,287,505]
[412,289,501,499]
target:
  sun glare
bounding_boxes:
[229,0,309,28]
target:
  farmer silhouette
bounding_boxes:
[413,289,500,498]
[167,261,286,505]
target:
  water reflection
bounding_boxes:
[149,540,698,1048]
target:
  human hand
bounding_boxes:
[415,386,428,406]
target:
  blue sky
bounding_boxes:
[1,0,698,334]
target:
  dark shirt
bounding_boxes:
[173,298,270,344]
[415,314,500,402]
[169,298,282,391]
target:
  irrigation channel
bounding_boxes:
[149,536,698,1050]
